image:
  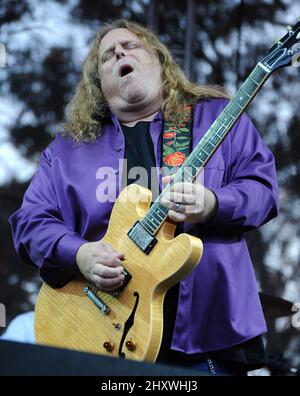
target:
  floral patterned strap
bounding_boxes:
[162,105,192,170]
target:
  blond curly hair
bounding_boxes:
[63,19,229,142]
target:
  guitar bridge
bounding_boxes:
[127,221,157,254]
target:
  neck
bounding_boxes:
[113,103,161,126]
[109,95,163,127]
[120,110,160,127]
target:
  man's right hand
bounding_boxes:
[76,241,125,291]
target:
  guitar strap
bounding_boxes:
[161,104,193,171]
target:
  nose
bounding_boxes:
[115,44,125,60]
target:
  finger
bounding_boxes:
[161,175,174,186]
[100,253,125,268]
[160,198,174,211]
[160,196,179,212]
[91,273,124,291]
[93,263,124,278]
[171,182,197,194]
[160,199,185,213]
[163,192,196,205]
[167,210,187,223]
[115,252,126,260]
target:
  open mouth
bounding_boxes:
[119,64,134,77]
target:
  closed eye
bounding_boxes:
[101,41,141,63]
[102,51,114,62]
[125,43,140,49]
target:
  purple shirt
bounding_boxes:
[9,99,279,354]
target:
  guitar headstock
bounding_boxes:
[261,19,300,72]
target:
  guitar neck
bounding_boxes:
[141,62,272,236]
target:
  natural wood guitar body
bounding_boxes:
[35,184,203,362]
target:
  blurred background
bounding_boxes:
[0,0,300,374]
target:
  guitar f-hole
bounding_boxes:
[118,291,139,359]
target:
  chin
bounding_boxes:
[122,87,147,104]
[119,77,149,102]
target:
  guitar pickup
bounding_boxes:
[127,221,157,254]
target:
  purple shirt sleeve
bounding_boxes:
[208,112,279,231]
[9,145,87,288]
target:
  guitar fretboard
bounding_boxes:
[140,63,270,235]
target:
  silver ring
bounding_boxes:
[175,203,180,211]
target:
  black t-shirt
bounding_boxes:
[121,121,266,371]
[121,121,159,195]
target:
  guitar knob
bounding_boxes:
[103,341,114,352]
[125,338,136,351]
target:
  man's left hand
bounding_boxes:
[160,175,217,224]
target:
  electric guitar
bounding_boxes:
[35,20,300,362]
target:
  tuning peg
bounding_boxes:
[287,25,294,34]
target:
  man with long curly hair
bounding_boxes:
[10,19,279,375]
